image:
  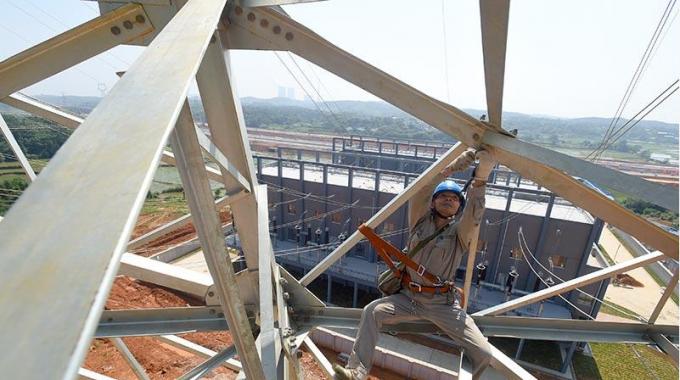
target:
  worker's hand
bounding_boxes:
[475,149,496,181]
[443,148,475,176]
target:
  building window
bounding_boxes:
[287,203,296,215]
[314,209,323,218]
[331,212,342,224]
[550,255,566,269]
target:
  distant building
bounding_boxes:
[650,153,672,163]
[277,86,287,98]
[286,87,295,99]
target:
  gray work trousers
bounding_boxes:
[347,290,492,379]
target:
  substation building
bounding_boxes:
[251,135,609,321]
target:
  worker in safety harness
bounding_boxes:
[334,148,495,380]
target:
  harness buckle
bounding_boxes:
[409,281,422,292]
[416,265,426,276]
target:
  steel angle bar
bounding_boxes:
[119,252,213,299]
[462,225,481,311]
[127,196,234,250]
[488,146,679,259]
[96,307,229,338]
[170,100,265,379]
[488,345,536,380]
[195,127,251,192]
[0,0,227,377]
[0,3,152,99]
[484,133,678,212]
[111,338,150,380]
[479,0,510,129]
[474,251,666,316]
[3,93,81,129]
[241,0,327,7]
[196,33,261,269]
[78,368,117,380]
[226,7,493,147]
[160,150,225,183]
[474,316,678,343]
[300,143,467,285]
[178,345,238,380]
[651,333,679,367]
[254,185,278,379]
[158,335,242,371]
[0,94,229,188]
[0,114,36,181]
[648,268,679,324]
[301,337,333,378]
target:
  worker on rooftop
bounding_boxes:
[334,148,495,380]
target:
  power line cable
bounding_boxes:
[595,0,676,154]
[590,80,678,160]
[518,228,645,321]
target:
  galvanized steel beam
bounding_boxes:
[488,145,679,259]
[196,33,262,269]
[0,3,153,98]
[158,335,242,371]
[648,267,679,324]
[474,251,667,316]
[170,100,265,379]
[479,0,510,128]
[484,133,678,213]
[0,114,36,181]
[0,0,227,377]
[177,345,238,380]
[110,338,151,380]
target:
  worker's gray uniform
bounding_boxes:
[347,172,492,379]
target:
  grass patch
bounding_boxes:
[519,340,563,371]
[141,191,189,215]
[598,302,645,321]
[576,343,679,380]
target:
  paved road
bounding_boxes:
[597,225,678,325]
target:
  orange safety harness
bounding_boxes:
[358,224,465,305]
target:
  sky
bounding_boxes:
[0,0,678,123]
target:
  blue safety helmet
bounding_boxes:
[432,180,465,212]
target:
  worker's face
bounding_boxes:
[432,192,461,217]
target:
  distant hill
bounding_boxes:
[1,95,676,159]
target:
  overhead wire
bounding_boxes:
[590,81,678,160]
[515,228,596,320]
[273,52,345,131]
[287,53,343,126]
[518,227,645,321]
[593,0,676,158]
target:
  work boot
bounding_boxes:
[332,363,368,380]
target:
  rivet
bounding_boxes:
[234,6,243,15]
[110,26,121,35]
[273,25,281,34]
[285,32,294,41]
[123,20,133,30]
[209,309,216,314]
[135,15,145,23]
[260,19,269,28]
[208,291,215,297]
[247,12,256,22]
[473,133,480,141]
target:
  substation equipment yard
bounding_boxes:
[0,1,677,379]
